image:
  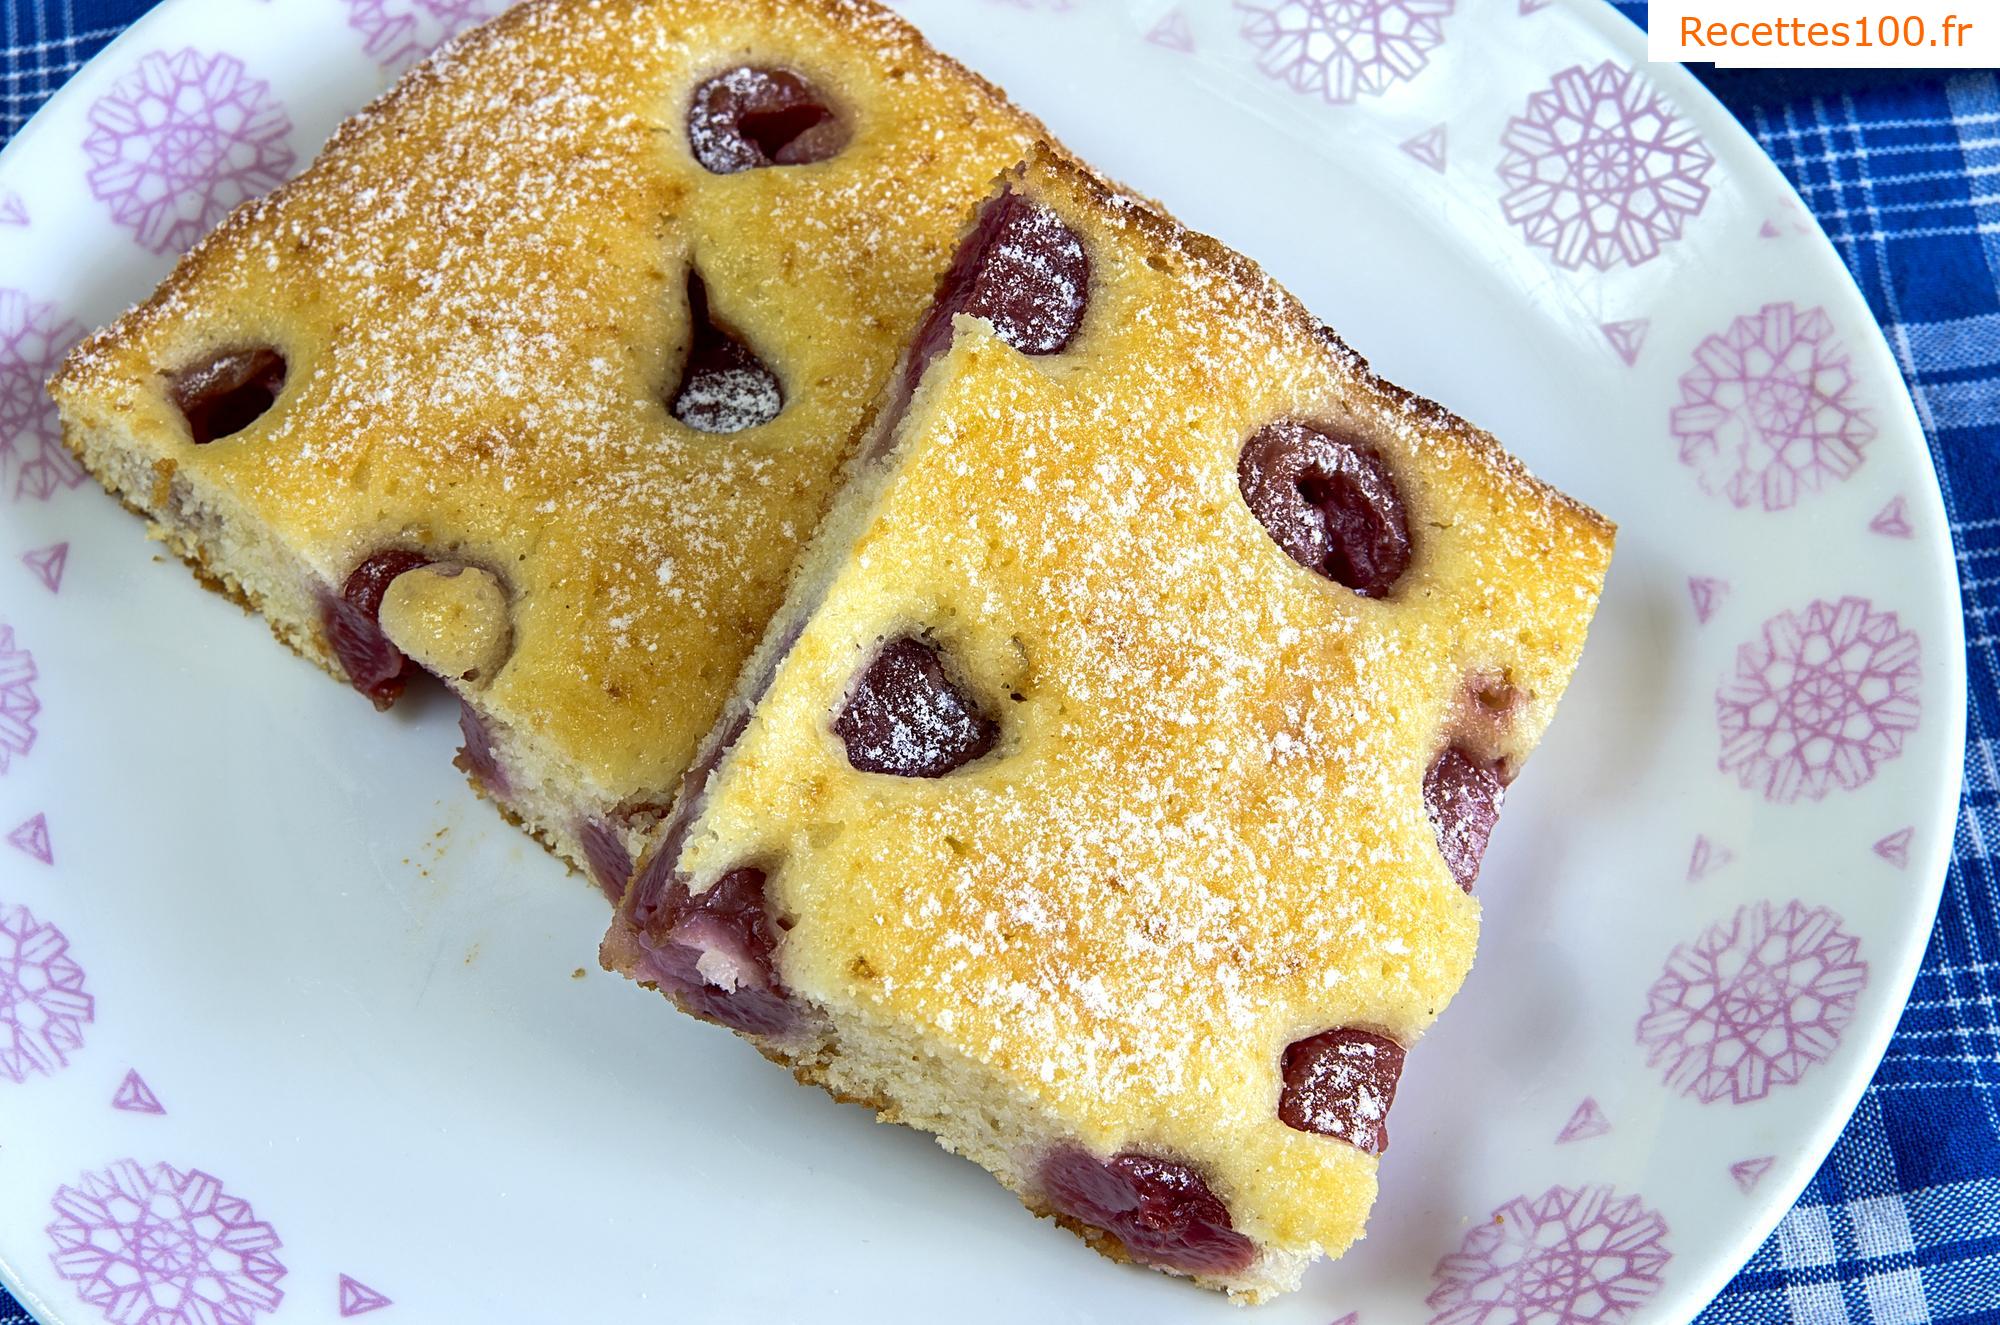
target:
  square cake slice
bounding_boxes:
[603,145,1615,1298]
[48,0,1058,896]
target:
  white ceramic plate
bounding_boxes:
[0,1,1965,1321]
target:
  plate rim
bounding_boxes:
[1555,4,1969,1318]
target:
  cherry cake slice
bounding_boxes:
[603,148,1615,1301]
[48,0,1064,899]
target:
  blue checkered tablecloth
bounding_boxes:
[4,1,1996,1321]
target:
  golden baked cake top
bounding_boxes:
[49,0,1052,806]
[612,146,1614,1288]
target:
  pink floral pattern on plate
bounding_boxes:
[1402,123,1448,172]
[83,49,293,256]
[0,624,40,773]
[112,1069,166,1115]
[22,542,70,593]
[1638,900,1867,1103]
[8,812,53,864]
[0,289,87,502]
[1146,8,1196,51]
[1233,0,1453,105]
[338,1274,392,1316]
[344,0,506,68]
[1717,596,1919,802]
[1499,61,1713,271]
[49,1160,285,1325]
[0,902,93,1083]
[1428,1184,1670,1323]
[1672,302,1873,510]
[1870,495,1913,537]
[1599,317,1649,366]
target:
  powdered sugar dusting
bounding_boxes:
[680,150,1616,1264]
[672,365,783,434]
[675,149,1611,1257]
[55,0,1049,796]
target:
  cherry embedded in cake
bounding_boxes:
[604,146,1613,1300]
[687,66,850,174]
[630,864,796,1036]
[1278,1027,1406,1154]
[669,272,784,434]
[907,190,1089,392]
[1039,1148,1256,1276]
[832,635,997,777]
[325,550,433,710]
[1424,746,1508,892]
[1238,420,1412,598]
[168,347,286,445]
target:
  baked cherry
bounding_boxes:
[636,866,794,1036]
[324,550,431,708]
[1238,421,1412,598]
[833,635,997,777]
[1277,1027,1405,1154]
[1039,1148,1255,1276]
[169,347,285,444]
[907,191,1089,387]
[687,66,848,174]
[1424,746,1506,891]
[578,818,634,903]
[669,272,783,433]
[455,699,509,797]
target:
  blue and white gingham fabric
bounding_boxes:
[4,1,1996,1320]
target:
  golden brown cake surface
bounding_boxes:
[49,0,1054,881]
[609,147,1615,1298]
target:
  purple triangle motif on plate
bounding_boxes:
[1870,496,1913,538]
[1328,1314,1359,1325]
[1400,125,1447,173]
[339,1274,392,1316]
[1873,827,1913,868]
[0,193,25,226]
[1145,7,1194,51]
[112,1069,165,1114]
[1730,1156,1774,1193]
[1518,0,1552,11]
[22,543,68,593]
[1556,1097,1611,1143]
[1599,318,1649,366]
[1686,834,1733,882]
[1687,576,1727,624]
[7,813,51,864]
[1758,219,1782,238]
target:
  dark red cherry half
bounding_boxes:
[906,191,1089,390]
[687,66,848,174]
[455,699,509,797]
[635,866,795,1036]
[1424,746,1506,891]
[833,635,997,778]
[323,549,431,709]
[1278,1027,1405,1154]
[169,347,285,444]
[668,272,783,433]
[1238,421,1412,598]
[578,818,634,903]
[1040,1148,1255,1276]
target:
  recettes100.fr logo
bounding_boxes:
[1648,0,1991,65]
